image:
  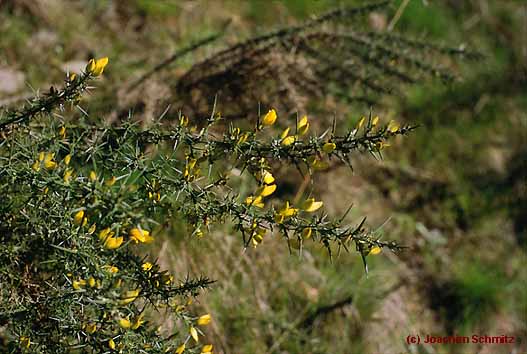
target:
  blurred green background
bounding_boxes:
[1,1,525,353]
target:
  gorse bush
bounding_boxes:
[0,55,411,353]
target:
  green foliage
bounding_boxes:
[0,55,408,352]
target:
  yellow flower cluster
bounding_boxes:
[280,114,310,146]
[245,170,277,209]
[86,57,109,76]
[183,156,201,182]
[32,151,57,172]
[98,227,123,249]
[117,313,145,330]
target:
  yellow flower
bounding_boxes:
[322,142,336,153]
[280,127,290,139]
[31,160,40,172]
[129,228,154,243]
[252,228,265,247]
[99,227,113,241]
[259,170,275,185]
[301,227,312,239]
[376,141,390,150]
[63,154,71,165]
[142,262,153,272]
[387,120,400,133]
[88,276,96,288]
[262,109,277,126]
[20,336,30,348]
[308,156,329,171]
[74,210,86,226]
[85,323,97,334]
[69,73,76,81]
[59,126,66,139]
[44,159,57,170]
[197,313,212,326]
[104,235,124,250]
[103,265,119,274]
[245,195,264,208]
[179,115,189,127]
[372,116,379,127]
[105,176,116,186]
[86,57,109,76]
[63,169,73,184]
[89,170,97,182]
[278,201,298,217]
[297,115,309,136]
[119,289,140,305]
[118,317,132,329]
[356,116,366,130]
[108,338,116,350]
[72,279,86,290]
[175,344,186,354]
[256,184,276,197]
[369,246,382,255]
[87,223,96,235]
[301,198,323,212]
[281,135,296,146]
[201,344,213,354]
[131,313,145,330]
[238,132,250,145]
[190,326,199,342]
[38,152,45,161]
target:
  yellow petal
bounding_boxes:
[369,246,382,255]
[106,176,116,186]
[261,170,275,184]
[129,228,153,243]
[142,262,153,272]
[44,159,57,170]
[197,314,212,326]
[131,313,145,330]
[280,127,290,139]
[201,344,213,353]
[176,344,186,354]
[104,236,123,250]
[301,198,323,212]
[108,338,116,350]
[85,323,97,334]
[86,59,96,73]
[322,142,336,153]
[20,336,31,348]
[87,223,96,235]
[91,57,109,76]
[356,116,366,130]
[118,317,132,329]
[245,195,264,208]
[119,289,140,305]
[74,210,85,226]
[281,135,296,146]
[301,227,312,239]
[38,152,45,161]
[89,171,97,182]
[31,160,40,172]
[63,169,73,184]
[88,276,96,288]
[190,326,199,342]
[262,109,277,126]
[64,154,71,165]
[256,184,276,197]
[387,120,400,133]
[372,116,379,127]
[297,115,309,136]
